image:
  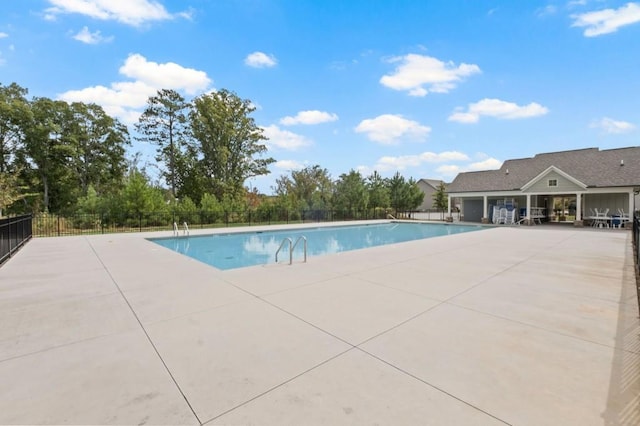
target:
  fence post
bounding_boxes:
[8,220,12,256]
[634,215,640,316]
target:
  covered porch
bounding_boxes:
[448,189,635,227]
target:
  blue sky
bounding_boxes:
[0,0,638,194]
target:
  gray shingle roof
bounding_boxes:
[418,178,446,190]
[448,147,640,193]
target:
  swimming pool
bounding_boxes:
[149,222,485,270]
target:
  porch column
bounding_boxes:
[483,196,488,220]
[447,194,451,217]
[629,190,634,217]
[575,193,582,221]
[526,194,531,223]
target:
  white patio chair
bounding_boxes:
[495,208,507,224]
[594,208,610,228]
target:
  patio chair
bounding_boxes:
[593,208,610,228]
[611,216,622,228]
[495,208,507,224]
[615,209,630,228]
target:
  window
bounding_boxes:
[548,179,558,187]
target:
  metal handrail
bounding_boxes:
[173,222,178,236]
[275,237,292,264]
[183,222,189,236]
[292,236,307,263]
[275,236,308,265]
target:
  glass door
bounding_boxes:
[552,196,576,222]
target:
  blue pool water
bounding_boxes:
[149,222,485,270]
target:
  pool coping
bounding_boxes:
[147,220,488,270]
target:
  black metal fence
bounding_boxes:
[32,208,418,237]
[633,212,640,314]
[0,214,33,265]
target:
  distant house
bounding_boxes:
[416,179,446,211]
[446,147,640,225]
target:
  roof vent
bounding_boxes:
[505,168,509,175]
[620,159,624,166]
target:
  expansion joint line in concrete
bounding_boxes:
[355,347,513,426]
[85,237,203,426]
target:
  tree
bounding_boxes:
[406,177,425,211]
[432,181,448,219]
[386,172,424,214]
[136,89,192,198]
[20,98,75,212]
[0,168,24,217]
[276,165,333,210]
[121,167,165,216]
[67,102,129,196]
[333,169,368,214]
[0,83,31,173]
[190,89,275,201]
[367,170,390,211]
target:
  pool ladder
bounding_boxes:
[275,236,307,265]
[173,221,190,237]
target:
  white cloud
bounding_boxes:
[467,157,502,170]
[176,7,195,20]
[590,117,636,134]
[435,164,462,176]
[380,53,480,96]
[73,26,113,44]
[374,151,470,172]
[355,114,431,144]
[435,156,502,177]
[568,0,587,8]
[58,53,211,124]
[536,5,557,17]
[119,53,210,95]
[44,0,179,26]
[355,165,372,176]
[245,51,277,68]
[571,2,640,36]
[261,125,312,151]
[448,98,548,123]
[274,159,305,170]
[0,32,8,39]
[280,110,338,126]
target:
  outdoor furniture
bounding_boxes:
[589,208,610,228]
[530,207,545,224]
[494,207,507,224]
[611,215,622,228]
[618,209,630,227]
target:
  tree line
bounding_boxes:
[0,82,430,219]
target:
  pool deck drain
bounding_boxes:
[1,222,639,425]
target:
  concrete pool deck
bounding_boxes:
[0,222,639,425]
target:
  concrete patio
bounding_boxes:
[0,223,639,425]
